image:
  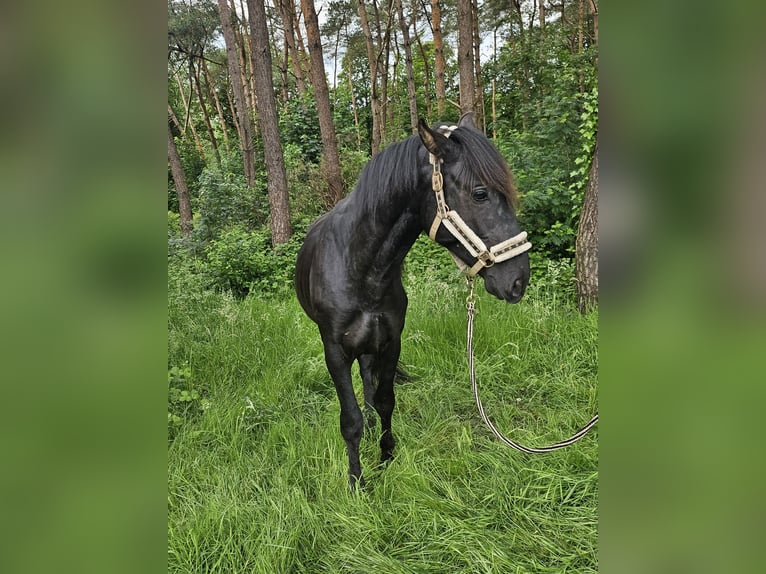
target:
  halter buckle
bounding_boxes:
[432,171,443,192]
[477,251,494,267]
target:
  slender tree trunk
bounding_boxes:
[173,71,204,153]
[430,0,446,117]
[358,0,382,154]
[218,0,257,188]
[411,2,432,118]
[578,0,585,92]
[539,0,546,30]
[192,60,222,167]
[276,0,307,97]
[588,0,598,44]
[225,79,242,144]
[491,79,497,140]
[396,0,418,134]
[300,0,345,204]
[512,0,529,129]
[247,0,292,244]
[201,59,230,152]
[377,2,394,146]
[291,4,311,83]
[576,140,598,313]
[457,0,475,115]
[471,0,483,130]
[168,103,183,136]
[346,43,362,150]
[168,122,194,238]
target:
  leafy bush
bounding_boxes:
[194,156,270,242]
[527,252,576,305]
[201,224,307,298]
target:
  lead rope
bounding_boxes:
[466,277,599,453]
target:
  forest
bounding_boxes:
[168,1,599,571]
[168,0,598,307]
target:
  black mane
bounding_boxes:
[351,135,424,220]
[349,126,518,219]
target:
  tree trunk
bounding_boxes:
[576,141,598,313]
[276,0,307,97]
[300,0,345,205]
[168,103,183,136]
[173,71,204,153]
[539,0,546,30]
[346,41,362,150]
[588,0,598,44]
[191,59,222,167]
[358,0,382,154]
[225,80,242,144]
[168,122,194,238]
[471,0,483,129]
[411,2,432,118]
[396,0,418,133]
[457,0,475,115]
[430,0,447,117]
[379,10,393,146]
[201,58,230,152]
[247,0,292,245]
[218,0,257,188]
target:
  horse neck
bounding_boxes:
[345,144,429,282]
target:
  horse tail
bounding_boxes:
[395,362,413,383]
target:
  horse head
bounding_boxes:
[418,114,531,303]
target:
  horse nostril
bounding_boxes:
[511,278,524,298]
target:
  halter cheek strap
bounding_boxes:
[428,125,532,276]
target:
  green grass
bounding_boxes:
[168,275,598,573]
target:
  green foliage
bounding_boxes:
[527,252,577,305]
[569,85,599,220]
[193,156,269,242]
[167,364,209,439]
[201,224,307,297]
[279,91,323,163]
[403,235,464,287]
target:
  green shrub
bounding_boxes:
[201,224,307,298]
[527,252,576,305]
[194,161,269,242]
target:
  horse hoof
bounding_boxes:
[349,474,365,490]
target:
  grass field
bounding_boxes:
[168,263,598,573]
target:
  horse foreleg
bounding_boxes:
[374,338,400,465]
[323,342,365,489]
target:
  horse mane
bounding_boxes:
[352,135,423,219]
[350,125,519,218]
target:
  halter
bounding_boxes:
[428,125,532,276]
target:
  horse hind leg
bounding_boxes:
[323,342,365,489]
[358,354,379,431]
[374,339,401,465]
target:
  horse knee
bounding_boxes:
[339,409,364,443]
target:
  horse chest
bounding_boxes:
[340,310,401,357]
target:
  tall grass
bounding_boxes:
[168,268,597,573]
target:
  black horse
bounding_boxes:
[295,114,531,487]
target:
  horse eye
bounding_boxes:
[471,187,489,202]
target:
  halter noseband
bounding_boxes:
[428,125,532,276]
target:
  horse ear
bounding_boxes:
[417,119,450,158]
[458,112,477,130]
